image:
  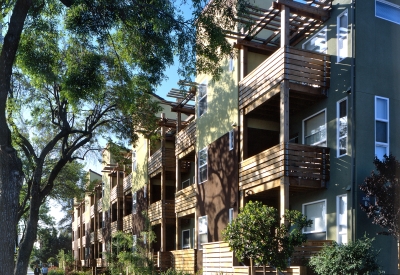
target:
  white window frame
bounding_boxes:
[229,130,234,151]
[302,109,327,146]
[337,9,349,62]
[132,192,137,214]
[375,96,389,160]
[198,215,208,250]
[198,147,208,184]
[302,199,327,234]
[182,229,191,249]
[302,27,327,53]
[337,98,348,157]
[132,150,137,171]
[132,234,137,251]
[376,0,400,25]
[229,55,234,72]
[197,82,208,117]
[182,178,191,189]
[336,194,348,244]
[229,208,234,223]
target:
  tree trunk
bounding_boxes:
[0,150,23,274]
[14,196,41,275]
[0,1,32,273]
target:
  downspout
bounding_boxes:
[350,0,356,242]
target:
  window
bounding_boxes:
[229,56,234,72]
[198,147,208,184]
[303,200,326,233]
[229,208,234,223]
[229,130,234,151]
[144,185,147,198]
[132,150,137,171]
[375,96,389,160]
[132,235,137,251]
[302,27,327,53]
[182,229,191,249]
[337,195,347,244]
[198,216,208,249]
[337,10,348,62]
[303,109,327,146]
[132,192,137,214]
[182,178,191,189]
[337,98,348,157]
[376,0,400,25]
[198,82,207,117]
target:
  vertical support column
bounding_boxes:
[160,113,166,252]
[176,218,180,250]
[280,4,290,219]
[175,112,181,250]
[240,110,248,162]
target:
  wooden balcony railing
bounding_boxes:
[81,236,86,246]
[291,240,333,266]
[148,200,175,222]
[239,143,330,191]
[239,46,330,110]
[148,148,176,177]
[90,205,95,217]
[175,185,196,217]
[123,214,132,231]
[97,199,102,211]
[111,220,123,234]
[110,184,123,201]
[97,228,103,241]
[96,258,105,267]
[123,173,132,191]
[175,120,196,157]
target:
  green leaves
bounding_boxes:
[309,237,383,275]
[222,201,312,271]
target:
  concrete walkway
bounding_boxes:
[27,267,34,274]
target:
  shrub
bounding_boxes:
[309,236,383,275]
[160,269,191,275]
[48,268,65,275]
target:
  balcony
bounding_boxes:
[175,185,196,217]
[148,148,176,177]
[97,199,102,211]
[90,231,95,243]
[239,47,330,113]
[239,143,330,192]
[170,249,197,274]
[111,220,122,234]
[110,184,123,201]
[123,173,132,191]
[175,120,196,158]
[96,258,105,267]
[148,200,175,223]
[90,205,95,217]
[97,228,103,241]
[123,214,132,232]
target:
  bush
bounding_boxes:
[48,268,65,275]
[309,236,383,275]
[160,269,191,275]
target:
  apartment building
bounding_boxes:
[73,0,400,274]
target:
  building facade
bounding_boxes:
[72,0,400,274]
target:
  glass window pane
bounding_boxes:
[304,201,326,232]
[376,145,387,160]
[376,121,387,142]
[304,111,326,146]
[376,98,388,119]
[199,166,207,183]
[376,0,400,25]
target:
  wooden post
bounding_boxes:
[240,110,248,162]
[280,5,290,48]
[161,113,166,252]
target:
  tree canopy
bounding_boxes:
[360,155,400,239]
[223,201,312,273]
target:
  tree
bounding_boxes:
[359,155,400,239]
[222,201,312,274]
[0,1,246,273]
[309,236,382,275]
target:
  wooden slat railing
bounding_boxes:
[175,185,196,216]
[110,184,123,201]
[148,148,176,176]
[290,240,333,266]
[148,200,175,222]
[170,249,197,274]
[90,205,95,217]
[97,199,102,211]
[123,214,132,231]
[123,173,132,191]
[239,46,330,109]
[96,258,104,267]
[239,143,329,191]
[96,228,102,241]
[111,220,122,234]
[175,120,196,156]
[203,242,234,275]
